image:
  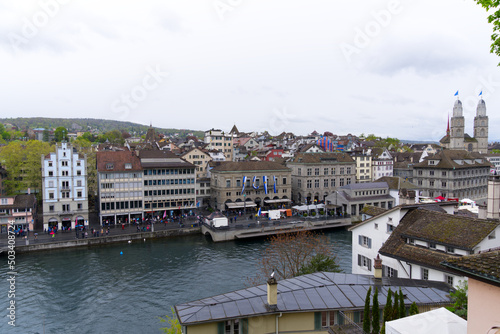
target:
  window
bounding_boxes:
[77,181,82,187]
[331,179,335,187]
[77,161,81,167]
[307,180,312,189]
[49,205,54,212]
[358,254,372,271]
[282,177,287,185]
[48,171,53,177]
[324,179,328,187]
[383,265,398,278]
[374,223,378,230]
[297,168,302,176]
[307,168,312,176]
[223,319,241,334]
[321,311,336,327]
[125,163,132,169]
[49,192,54,199]
[429,242,436,249]
[226,180,231,188]
[106,163,114,170]
[77,170,82,176]
[315,179,319,188]
[489,231,496,240]
[421,268,429,280]
[445,275,454,286]
[359,235,372,248]
[429,170,434,176]
[298,179,302,188]
[77,191,82,198]
[387,224,395,233]
[446,246,454,254]
[340,167,344,175]
[339,178,344,186]
[62,161,68,167]
[315,168,320,176]
[324,168,328,175]
[430,181,434,187]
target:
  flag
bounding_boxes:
[273,175,277,193]
[257,207,261,216]
[163,210,167,219]
[252,176,259,189]
[479,90,483,96]
[263,175,268,194]
[241,176,247,193]
[196,200,200,208]
[454,90,459,96]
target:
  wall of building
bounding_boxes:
[468,278,500,334]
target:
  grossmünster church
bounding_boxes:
[440,97,488,154]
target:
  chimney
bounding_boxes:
[267,276,278,310]
[374,254,382,279]
[487,174,500,220]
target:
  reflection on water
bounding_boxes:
[0,230,351,334]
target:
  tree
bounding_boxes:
[160,307,182,334]
[409,302,419,316]
[363,287,371,334]
[249,230,341,284]
[372,287,380,334]
[54,126,68,142]
[398,288,405,318]
[381,288,393,334]
[475,0,500,65]
[392,289,400,321]
[446,280,468,319]
[42,129,50,142]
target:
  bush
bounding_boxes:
[319,210,325,215]
[311,211,316,217]
[303,213,308,217]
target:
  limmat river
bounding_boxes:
[0,230,352,334]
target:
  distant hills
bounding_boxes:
[0,117,204,138]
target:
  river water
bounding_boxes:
[0,230,352,334]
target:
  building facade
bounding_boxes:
[181,148,212,178]
[412,150,491,200]
[352,153,372,183]
[204,129,234,161]
[209,161,292,212]
[97,151,144,225]
[41,142,88,230]
[287,152,356,205]
[0,195,36,233]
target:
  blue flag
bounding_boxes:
[454,90,459,96]
[479,91,483,96]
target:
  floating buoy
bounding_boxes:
[120,251,123,255]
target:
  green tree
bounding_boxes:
[297,253,341,276]
[475,0,500,65]
[372,287,380,334]
[392,289,400,320]
[398,288,405,318]
[446,280,468,319]
[42,129,50,142]
[160,307,182,334]
[381,288,393,334]
[0,140,54,199]
[409,302,419,316]
[363,287,371,334]
[54,126,68,142]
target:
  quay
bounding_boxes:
[202,216,351,242]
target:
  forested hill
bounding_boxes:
[0,117,203,137]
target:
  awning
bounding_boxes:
[264,199,291,204]
[226,202,257,209]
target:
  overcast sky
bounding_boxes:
[1,0,499,141]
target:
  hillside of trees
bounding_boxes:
[0,117,204,138]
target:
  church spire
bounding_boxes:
[446,113,450,136]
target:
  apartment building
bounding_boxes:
[204,129,234,161]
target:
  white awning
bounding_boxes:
[264,199,291,204]
[226,202,257,209]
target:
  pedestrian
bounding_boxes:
[101,228,104,236]
[85,231,88,238]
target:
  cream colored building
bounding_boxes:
[175,272,453,334]
[181,148,212,178]
[209,161,292,212]
[352,154,372,183]
[204,128,234,161]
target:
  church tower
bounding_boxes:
[450,99,465,150]
[474,98,488,154]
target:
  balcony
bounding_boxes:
[61,186,71,190]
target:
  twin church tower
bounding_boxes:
[440,97,489,154]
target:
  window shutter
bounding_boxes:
[217,322,224,334]
[241,318,248,334]
[394,269,398,278]
[358,254,361,266]
[382,265,387,277]
[353,311,360,323]
[359,235,362,245]
[368,238,372,249]
[314,312,322,330]
[368,259,372,271]
[338,311,344,325]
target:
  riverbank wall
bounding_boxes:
[2,227,200,254]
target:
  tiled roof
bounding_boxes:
[375,177,418,190]
[361,205,388,217]
[413,150,491,169]
[175,272,452,326]
[96,151,142,172]
[340,182,388,191]
[210,161,290,172]
[288,152,354,164]
[442,250,500,285]
[379,208,499,272]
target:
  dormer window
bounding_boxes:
[106,163,114,170]
[125,163,132,169]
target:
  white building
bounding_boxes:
[41,142,88,230]
[349,202,500,288]
[369,147,393,181]
[204,129,235,161]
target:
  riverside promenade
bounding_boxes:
[0,218,201,254]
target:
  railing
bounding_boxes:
[330,311,367,334]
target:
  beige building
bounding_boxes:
[443,250,500,334]
[352,153,372,183]
[181,148,212,178]
[175,272,453,334]
[287,152,356,204]
[209,161,291,212]
[204,129,234,161]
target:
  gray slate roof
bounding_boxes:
[175,272,452,326]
